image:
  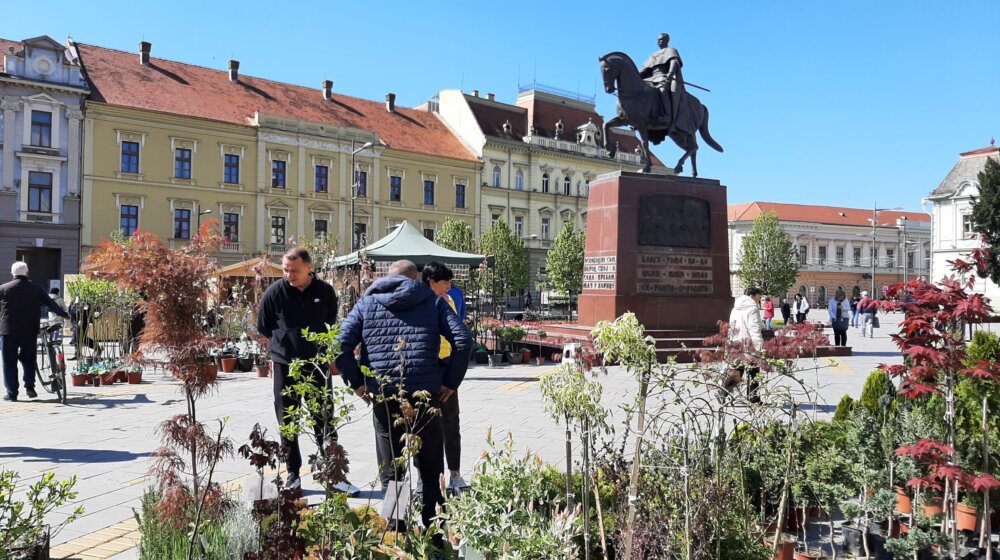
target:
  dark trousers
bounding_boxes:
[2,335,37,397]
[796,312,807,323]
[738,363,760,403]
[374,394,445,529]
[272,361,336,475]
[833,328,847,346]
[442,391,461,471]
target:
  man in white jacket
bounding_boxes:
[728,286,764,403]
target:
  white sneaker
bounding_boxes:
[333,481,361,496]
[449,474,469,490]
[284,472,301,490]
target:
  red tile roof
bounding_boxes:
[728,201,930,227]
[466,98,528,140]
[960,145,1000,158]
[75,43,477,162]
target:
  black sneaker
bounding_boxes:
[285,471,301,490]
[26,389,37,399]
[2,394,15,402]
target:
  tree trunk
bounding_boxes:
[565,414,574,509]
[622,365,651,560]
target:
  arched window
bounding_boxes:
[817,286,826,306]
[492,165,501,188]
[563,177,571,195]
[542,173,550,193]
[852,285,861,298]
[515,169,524,191]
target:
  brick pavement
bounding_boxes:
[0,309,905,559]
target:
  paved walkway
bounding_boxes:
[0,309,904,559]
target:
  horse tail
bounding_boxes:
[698,107,724,153]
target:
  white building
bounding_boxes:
[925,143,1000,301]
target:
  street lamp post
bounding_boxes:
[897,216,908,284]
[867,203,902,296]
[197,209,212,232]
[350,141,374,251]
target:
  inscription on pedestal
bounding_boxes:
[636,251,714,296]
[583,256,617,291]
[637,194,711,248]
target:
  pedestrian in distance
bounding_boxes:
[762,295,775,330]
[728,286,765,403]
[0,262,69,401]
[256,247,344,492]
[849,294,861,328]
[335,259,472,534]
[780,298,791,325]
[858,290,877,338]
[828,288,851,347]
[792,293,810,324]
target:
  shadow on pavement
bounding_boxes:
[463,376,541,383]
[65,394,155,409]
[0,447,151,463]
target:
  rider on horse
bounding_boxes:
[639,33,684,134]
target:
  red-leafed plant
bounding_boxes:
[883,248,1000,557]
[85,225,233,558]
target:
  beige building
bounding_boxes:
[75,41,481,264]
[429,85,666,297]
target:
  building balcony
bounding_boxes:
[221,241,244,254]
[268,243,286,254]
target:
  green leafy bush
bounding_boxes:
[0,470,82,555]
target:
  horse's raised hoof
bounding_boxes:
[674,164,684,174]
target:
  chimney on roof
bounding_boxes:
[386,92,396,113]
[139,41,151,65]
[322,80,333,100]
[471,89,479,98]
[228,59,239,82]
[487,92,495,101]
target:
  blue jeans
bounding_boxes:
[2,334,37,398]
[850,309,860,327]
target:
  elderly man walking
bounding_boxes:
[335,259,471,533]
[0,262,69,401]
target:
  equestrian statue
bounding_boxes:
[599,33,723,177]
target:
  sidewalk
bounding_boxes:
[0,309,904,559]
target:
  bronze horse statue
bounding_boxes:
[599,51,723,176]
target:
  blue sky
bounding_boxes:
[4,0,998,212]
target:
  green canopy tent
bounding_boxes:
[330,220,490,268]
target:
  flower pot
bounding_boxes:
[100,372,117,385]
[900,520,910,534]
[795,550,821,560]
[923,496,943,518]
[115,370,128,383]
[535,356,545,366]
[71,374,88,387]
[237,356,255,372]
[957,502,979,532]
[521,349,531,364]
[474,350,489,365]
[841,522,864,556]
[256,364,270,378]
[487,354,505,368]
[92,375,101,387]
[895,486,912,514]
[201,363,219,384]
[220,357,238,373]
[764,533,795,560]
[127,371,142,384]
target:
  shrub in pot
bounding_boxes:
[0,470,82,556]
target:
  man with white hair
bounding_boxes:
[0,261,69,401]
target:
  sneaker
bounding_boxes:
[2,394,15,402]
[285,471,301,490]
[449,474,469,490]
[332,480,361,496]
[26,389,37,399]
[415,478,423,496]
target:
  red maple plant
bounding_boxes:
[883,248,1000,552]
[86,224,232,528]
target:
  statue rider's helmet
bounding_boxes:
[658,33,670,47]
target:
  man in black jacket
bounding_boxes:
[256,248,339,490]
[0,262,68,401]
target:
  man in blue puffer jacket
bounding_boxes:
[335,259,471,530]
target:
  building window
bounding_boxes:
[423,228,435,241]
[963,214,975,236]
[492,165,501,188]
[853,247,862,267]
[514,216,524,237]
[315,165,329,193]
[491,213,500,228]
[27,171,53,213]
[120,205,139,236]
[121,141,140,173]
[355,170,368,197]
[455,184,466,209]
[30,110,52,147]
[515,170,524,191]
[798,244,807,266]
[353,223,367,250]
[270,216,286,245]
[542,173,550,193]
[223,212,239,242]
[563,177,571,195]
[224,154,240,184]
[541,217,550,240]
[835,246,845,266]
[390,175,402,201]
[315,219,328,238]
[175,148,192,179]
[271,160,286,188]
[174,209,191,239]
[907,250,915,271]
[423,180,435,205]
[886,249,895,269]
[818,246,827,266]
[583,180,590,197]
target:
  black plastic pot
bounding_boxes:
[841,522,863,556]
[12,526,49,560]
[237,356,254,372]
[474,351,489,365]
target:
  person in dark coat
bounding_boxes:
[256,247,338,490]
[335,259,472,532]
[0,261,68,401]
[780,298,791,325]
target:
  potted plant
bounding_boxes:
[499,324,526,363]
[473,342,489,365]
[220,354,238,373]
[1,470,83,559]
[956,493,980,532]
[124,361,143,384]
[71,363,90,387]
[237,353,255,372]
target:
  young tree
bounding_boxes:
[479,219,529,316]
[737,211,799,295]
[435,217,477,253]
[970,157,1000,283]
[544,221,586,302]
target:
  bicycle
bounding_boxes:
[36,321,67,404]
